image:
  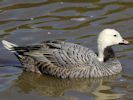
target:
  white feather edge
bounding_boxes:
[2,40,18,51]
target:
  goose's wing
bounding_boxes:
[24,40,97,68]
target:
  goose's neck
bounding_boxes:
[97,44,114,62]
[97,44,106,62]
[98,41,109,62]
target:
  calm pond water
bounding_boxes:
[0,0,133,100]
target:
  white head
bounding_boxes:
[97,29,129,62]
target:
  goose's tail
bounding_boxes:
[2,40,18,52]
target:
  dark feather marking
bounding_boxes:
[104,47,115,62]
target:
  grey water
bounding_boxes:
[0,0,133,100]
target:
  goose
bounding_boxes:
[2,29,129,78]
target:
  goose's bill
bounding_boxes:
[119,39,129,45]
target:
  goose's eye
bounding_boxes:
[114,35,117,37]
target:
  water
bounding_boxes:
[0,0,133,100]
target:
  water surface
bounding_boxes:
[0,0,133,100]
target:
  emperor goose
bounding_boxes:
[2,29,129,78]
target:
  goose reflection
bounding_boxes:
[12,72,123,99]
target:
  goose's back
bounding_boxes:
[39,40,97,68]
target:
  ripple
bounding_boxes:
[0,0,133,100]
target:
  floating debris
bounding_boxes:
[71,18,87,21]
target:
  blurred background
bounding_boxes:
[0,0,133,100]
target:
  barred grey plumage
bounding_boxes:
[2,29,129,78]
